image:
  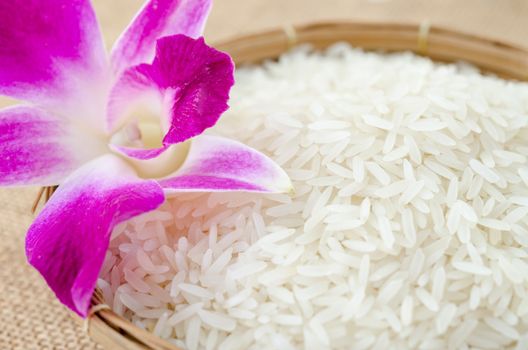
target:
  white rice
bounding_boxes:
[99,44,528,349]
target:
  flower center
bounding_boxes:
[128,141,190,179]
[109,106,189,179]
[137,120,164,149]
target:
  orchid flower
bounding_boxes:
[0,0,291,317]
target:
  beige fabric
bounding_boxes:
[0,1,525,349]
[0,187,99,349]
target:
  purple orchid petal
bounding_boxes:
[107,35,234,148]
[158,135,293,193]
[0,0,107,113]
[157,36,234,145]
[26,155,165,317]
[110,144,168,160]
[111,0,212,74]
[0,106,106,186]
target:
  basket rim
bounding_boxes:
[218,20,528,52]
[214,20,528,80]
[84,20,528,350]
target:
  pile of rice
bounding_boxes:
[99,44,528,350]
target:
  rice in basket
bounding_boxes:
[99,44,528,350]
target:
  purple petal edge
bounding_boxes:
[111,0,212,74]
[0,106,106,186]
[110,144,168,160]
[158,135,293,193]
[160,175,266,192]
[0,0,106,109]
[156,36,234,145]
[26,155,165,317]
[107,35,235,151]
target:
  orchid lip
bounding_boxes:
[107,103,192,179]
[109,107,166,150]
[114,141,191,179]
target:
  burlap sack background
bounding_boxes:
[0,1,526,349]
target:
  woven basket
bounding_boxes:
[55,21,528,350]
